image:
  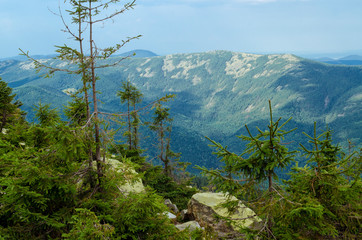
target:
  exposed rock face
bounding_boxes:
[188,192,261,239]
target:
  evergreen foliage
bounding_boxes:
[112,191,180,239]
[117,80,143,150]
[0,1,360,239]
[0,114,84,238]
[276,125,362,239]
[198,102,361,239]
[0,77,24,131]
[149,101,181,177]
[64,91,88,127]
[0,1,199,239]
[143,165,197,210]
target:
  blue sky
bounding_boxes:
[1,0,362,58]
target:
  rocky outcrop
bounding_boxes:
[187,192,261,239]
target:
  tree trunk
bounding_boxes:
[268,170,273,192]
[89,0,102,186]
[127,100,131,149]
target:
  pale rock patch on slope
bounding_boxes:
[162,55,176,73]
[265,54,279,65]
[225,53,262,78]
[324,96,330,108]
[325,111,347,123]
[192,75,202,85]
[253,69,276,79]
[205,97,216,109]
[162,55,209,79]
[245,86,259,94]
[20,59,48,70]
[277,54,299,71]
[349,93,362,102]
[280,54,299,62]
[205,87,225,109]
[171,71,182,79]
[175,59,209,79]
[164,87,180,92]
[244,104,255,113]
[62,88,77,95]
[303,83,317,88]
[283,63,296,71]
[140,67,155,78]
[56,61,69,68]
[274,103,281,109]
[276,86,283,92]
[141,58,151,66]
[142,82,150,91]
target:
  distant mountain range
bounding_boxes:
[313,55,362,65]
[1,50,361,172]
[0,49,158,62]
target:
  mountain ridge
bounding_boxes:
[1,50,361,169]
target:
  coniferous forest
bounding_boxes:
[0,1,361,239]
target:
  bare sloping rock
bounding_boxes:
[188,192,261,239]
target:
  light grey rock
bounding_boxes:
[166,212,177,219]
[106,159,145,194]
[188,192,262,239]
[175,221,202,232]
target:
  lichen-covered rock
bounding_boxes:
[166,212,177,220]
[76,158,144,194]
[105,158,145,194]
[188,192,261,239]
[175,221,202,232]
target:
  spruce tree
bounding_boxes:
[20,0,141,190]
[117,80,143,150]
[0,77,24,131]
[278,124,362,239]
[149,102,180,177]
[198,100,297,238]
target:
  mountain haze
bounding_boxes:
[1,50,361,169]
[314,55,362,65]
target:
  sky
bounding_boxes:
[1,0,362,59]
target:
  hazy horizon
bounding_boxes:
[1,0,362,59]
